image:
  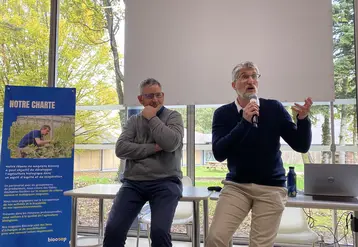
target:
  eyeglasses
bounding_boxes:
[142,92,164,99]
[238,73,261,82]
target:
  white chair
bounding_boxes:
[136,176,193,247]
[227,207,319,247]
[275,207,319,246]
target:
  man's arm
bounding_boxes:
[279,102,312,153]
[34,131,50,146]
[115,116,157,160]
[212,108,251,162]
[34,138,51,146]
[148,111,184,152]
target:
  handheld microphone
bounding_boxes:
[249,94,259,128]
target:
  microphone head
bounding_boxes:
[248,94,257,100]
[249,94,258,102]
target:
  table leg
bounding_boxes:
[70,197,78,247]
[192,201,200,247]
[353,211,358,247]
[203,199,209,246]
[332,209,339,247]
[99,199,104,237]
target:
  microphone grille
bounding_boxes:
[249,94,258,100]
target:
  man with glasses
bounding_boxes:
[103,78,184,247]
[206,61,313,247]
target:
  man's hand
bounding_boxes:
[292,97,313,120]
[155,144,162,152]
[243,101,259,123]
[142,105,161,120]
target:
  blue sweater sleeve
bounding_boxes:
[278,102,312,153]
[212,108,251,162]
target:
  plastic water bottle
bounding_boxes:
[287,166,297,197]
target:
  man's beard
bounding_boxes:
[236,85,258,99]
[236,90,255,99]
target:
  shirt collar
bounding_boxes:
[156,106,165,116]
[234,97,260,113]
[234,98,242,113]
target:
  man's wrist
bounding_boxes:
[147,115,156,121]
[297,114,309,120]
[240,117,251,125]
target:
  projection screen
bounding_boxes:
[124,0,334,106]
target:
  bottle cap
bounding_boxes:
[289,166,295,169]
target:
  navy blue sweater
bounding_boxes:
[212,98,312,187]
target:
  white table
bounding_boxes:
[210,191,358,246]
[64,184,212,247]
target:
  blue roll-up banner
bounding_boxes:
[0,85,76,247]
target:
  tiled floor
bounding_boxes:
[76,236,246,247]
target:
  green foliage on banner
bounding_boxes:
[8,122,39,157]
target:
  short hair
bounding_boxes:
[139,78,162,94]
[41,125,51,131]
[232,61,260,82]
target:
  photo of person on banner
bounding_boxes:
[17,125,52,158]
[7,116,75,159]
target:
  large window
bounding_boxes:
[63,0,358,244]
[191,0,358,244]
[57,0,125,231]
[0,0,52,141]
[2,0,358,245]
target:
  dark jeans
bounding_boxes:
[103,177,183,247]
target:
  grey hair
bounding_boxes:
[231,61,260,82]
[139,78,162,94]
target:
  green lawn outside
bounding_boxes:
[75,176,113,184]
[74,164,304,189]
[182,163,304,179]
[74,173,304,190]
